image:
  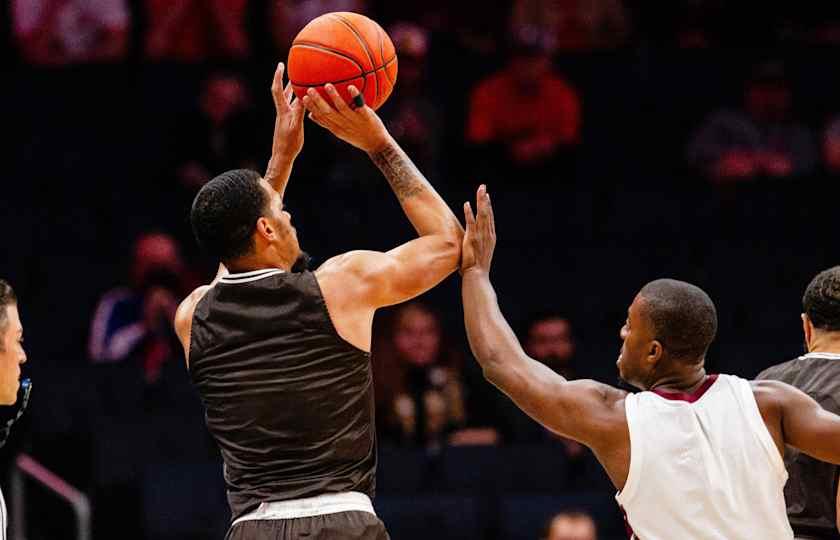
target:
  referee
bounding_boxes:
[758,267,840,540]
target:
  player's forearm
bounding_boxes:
[265,121,298,196]
[368,138,462,240]
[462,268,529,383]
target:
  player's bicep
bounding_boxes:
[776,382,840,465]
[490,355,625,445]
[337,238,458,308]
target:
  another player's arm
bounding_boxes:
[264,63,305,197]
[305,84,462,306]
[755,380,840,464]
[460,186,626,446]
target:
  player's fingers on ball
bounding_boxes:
[325,84,351,115]
[305,88,332,115]
[283,81,294,104]
[301,95,326,117]
[307,112,329,130]
[346,86,367,111]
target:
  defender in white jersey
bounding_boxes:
[458,186,840,540]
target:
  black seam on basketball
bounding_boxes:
[292,41,366,72]
[330,14,379,101]
[290,56,396,89]
[378,26,394,86]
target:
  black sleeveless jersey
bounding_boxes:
[758,353,840,539]
[188,268,376,520]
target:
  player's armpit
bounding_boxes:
[320,237,460,309]
[486,356,628,447]
[758,380,840,465]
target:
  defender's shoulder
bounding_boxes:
[756,357,801,382]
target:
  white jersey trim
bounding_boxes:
[801,352,840,360]
[231,491,375,526]
[219,269,285,284]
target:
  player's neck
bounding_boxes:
[649,365,708,394]
[225,254,290,274]
[807,331,840,355]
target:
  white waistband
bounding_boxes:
[232,492,375,526]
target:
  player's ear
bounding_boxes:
[648,339,663,365]
[801,313,812,350]
[256,217,275,241]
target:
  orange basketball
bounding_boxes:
[288,12,398,111]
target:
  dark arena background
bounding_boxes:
[2,1,840,539]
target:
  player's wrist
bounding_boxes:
[461,266,490,278]
[366,132,395,155]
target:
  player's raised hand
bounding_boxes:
[270,62,306,159]
[461,184,496,274]
[302,84,391,153]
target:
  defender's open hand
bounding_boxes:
[461,184,496,274]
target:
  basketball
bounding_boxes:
[288,12,398,111]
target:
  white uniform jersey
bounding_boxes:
[615,374,793,540]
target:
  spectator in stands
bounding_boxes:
[373,303,468,449]
[378,23,442,183]
[270,0,366,55]
[687,61,817,182]
[176,72,260,190]
[88,233,190,382]
[496,313,612,492]
[511,0,631,52]
[143,0,250,62]
[12,0,130,65]
[466,28,581,174]
[524,311,576,378]
[823,116,840,174]
[541,511,598,540]
[493,313,578,443]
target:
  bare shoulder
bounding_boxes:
[174,285,213,359]
[751,379,793,407]
[549,378,629,439]
[316,250,391,279]
[315,250,393,302]
[567,379,629,408]
[314,251,383,352]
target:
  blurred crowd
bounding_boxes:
[6,1,840,539]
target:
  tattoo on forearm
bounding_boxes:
[370,143,427,201]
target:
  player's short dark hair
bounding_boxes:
[803,266,840,331]
[639,279,718,362]
[0,280,17,332]
[191,169,267,262]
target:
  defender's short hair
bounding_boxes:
[639,279,718,361]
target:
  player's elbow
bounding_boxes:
[478,348,507,383]
[430,234,461,272]
[442,235,461,262]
